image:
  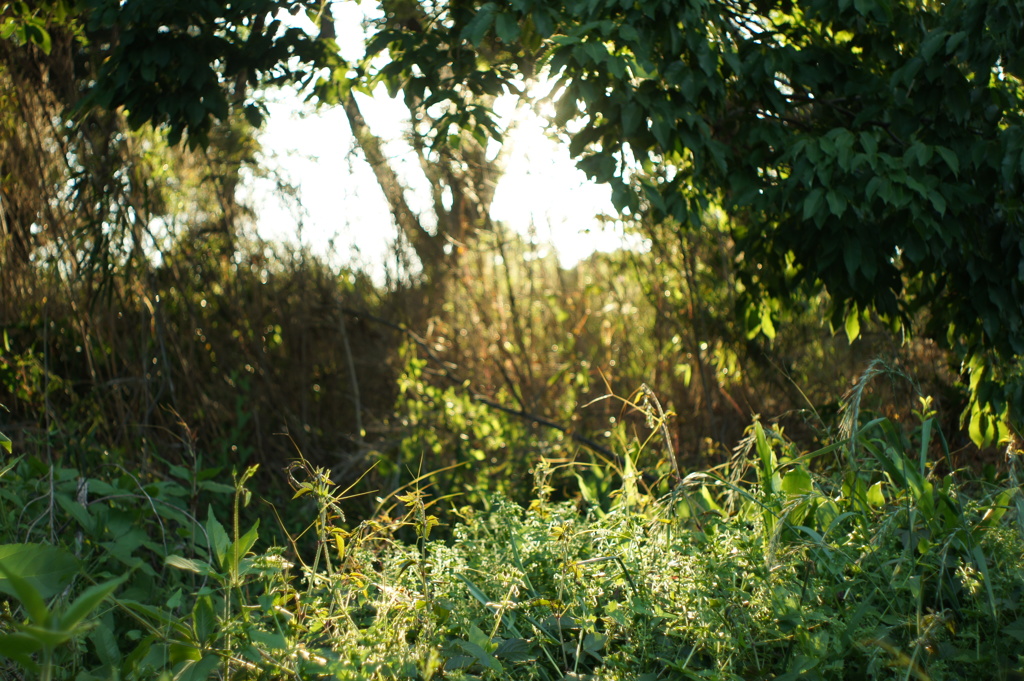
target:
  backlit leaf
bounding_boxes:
[844,306,860,343]
[781,467,812,496]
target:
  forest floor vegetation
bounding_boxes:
[1,373,1022,680]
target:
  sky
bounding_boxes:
[245,3,635,276]
[249,90,633,274]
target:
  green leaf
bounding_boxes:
[177,653,222,681]
[1003,618,1024,642]
[88,623,121,667]
[460,6,496,46]
[0,543,79,600]
[495,12,520,44]
[977,488,1014,530]
[457,639,503,673]
[206,507,230,570]
[248,629,288,650]
[59,573,128,632]
[866,481,885,508]
[920,30,947,61]
[802,188,824,220]
[754,422,780,495]
[532,8,554,37]
[826,189,847,217]
[781,467,812,496]
[467,624,492,651]
[166,555,215,576]
[193,595,216,645]
[936,145,959,176]
[843,238,862,279]
[0,632,42,668]
[0,431,10,453]
[859,131,878,157]
[844,305,860,343]
[0,560,49,626]
[910,141,933,166]
[968,405,996,447]
[56,496,94,534]
[759,302,776,341]
[583,631,608,654]
[228,520,260,573]
[494,637,536,662]
[117,599,194,639]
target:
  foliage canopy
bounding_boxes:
[62,0,1024,440]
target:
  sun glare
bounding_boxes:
[251,68,635,277]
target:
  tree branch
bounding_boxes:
[341,93,445,273]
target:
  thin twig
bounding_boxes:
[339,307,617,460]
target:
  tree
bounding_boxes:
[365,0,1024,443]
[526,0,1024,445]
[72,0,1024,442]
[75,0,518,295]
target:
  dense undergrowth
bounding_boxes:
[1,369,1022,680]
[3,7,1022,678]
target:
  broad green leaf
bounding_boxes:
[0,543,78,600]
[843,238,861,278]
[802,187,824,220]
[968,407,992,447]
[826,189,847,217]
[165,555,215,576]
[177,653,221,681]
[460,6,496,46]
[0,431,10,453]
[859,131,878,157]
[1003,618,1024,642]
[193,595,216,645]
[583,632,608,654]
[495,12,520,44]
[781,467,812,496]
[866,481,885,508]
[88,622,121,667]
[0,560,49,626]
[445,655,475,671]
[56,495,94,533]
[457,639,503,673]
[206,507,230,570]
[759,303,776,341]
[170,640,203,665]
[229,519,260,573]
[19,622,75,648]
[467,624,492,651]
[59,573,128,632]
[977,488,1014,530]
[936,145,959,176]
[844,306,860,343]
[494,637,536,662]
[248,629,288,650]
[0,454,19,478]
[927,189,946,215]
[196,477,234,493]
[117,599,193,639]
[0,632,42,668]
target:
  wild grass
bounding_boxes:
[1,375,1022,680]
